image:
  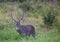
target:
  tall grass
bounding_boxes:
[0,2,60,42]
[0,25,60,42]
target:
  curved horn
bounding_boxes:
[9,9,17,24]
[18,11,25,23]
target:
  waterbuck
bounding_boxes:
[9,9,35,37]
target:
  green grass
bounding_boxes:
[0,26,60,42]
[0,2,60,42]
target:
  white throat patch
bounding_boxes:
[16,27,19,30]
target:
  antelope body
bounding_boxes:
[9,9,35,37]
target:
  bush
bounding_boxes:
[0,0,26,3]
[43,11,55,27]
[18,2,32,11]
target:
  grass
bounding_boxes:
[0,2,60,42]
[0,25,60,42]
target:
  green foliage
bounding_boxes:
[0,26,60,42]
[0,1,60,42]
[0,0,26,3]
[42,6,60,28]
[18,2,32,11]
[0,24,5,30]
[44,13,55,27]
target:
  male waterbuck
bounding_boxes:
[9,9,35,37]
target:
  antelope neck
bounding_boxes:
[16,25,21,30]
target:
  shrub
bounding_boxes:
[0,0,26,3]
[43,11,55,27]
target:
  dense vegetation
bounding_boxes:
[0,0,60,42]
